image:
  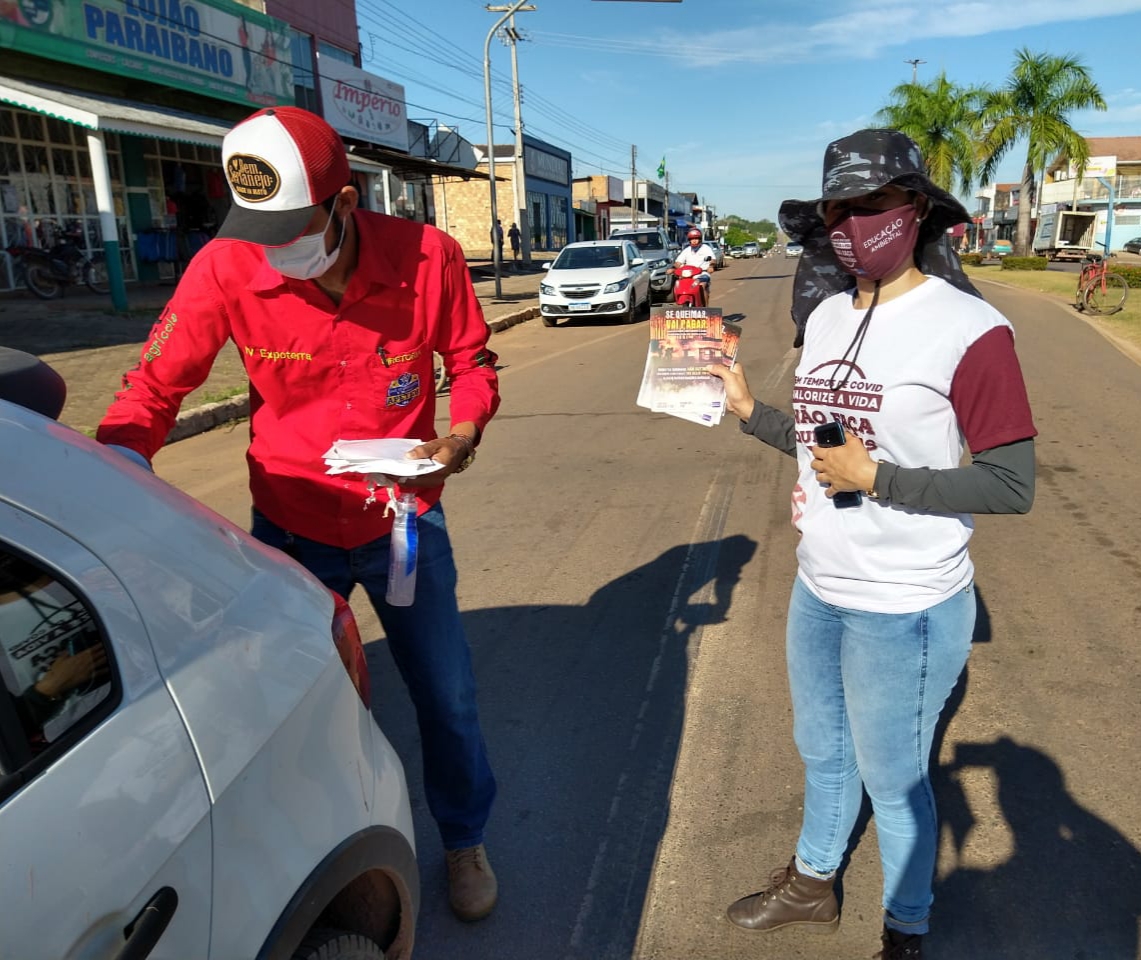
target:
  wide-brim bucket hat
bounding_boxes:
[779,128,980,346]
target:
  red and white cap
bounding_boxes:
[216,107,350,247]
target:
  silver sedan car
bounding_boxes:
[0,356,419,960]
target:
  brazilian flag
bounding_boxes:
[657,156,666,179]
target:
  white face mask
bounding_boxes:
[265,209,346,280]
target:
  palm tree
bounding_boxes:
[877,71,988,195]
[978,48,1106,255]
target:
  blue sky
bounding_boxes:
[355,0,1141,223]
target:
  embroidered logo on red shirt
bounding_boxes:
[386,373,421,407]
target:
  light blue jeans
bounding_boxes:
[251,503,496,850]
[786,576,974,934]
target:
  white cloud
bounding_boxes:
[642,1,1141,67]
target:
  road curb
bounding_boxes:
[164,307,538,445]
[487,305,540,332]
[167,394,251,444]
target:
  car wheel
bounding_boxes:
[291,927,385,960]
[542,315,558,327]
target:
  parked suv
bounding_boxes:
[609,227,676,302]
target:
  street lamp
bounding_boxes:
[485,1,536,299]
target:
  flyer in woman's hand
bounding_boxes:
[322,438,444,477]
[637,306,730,426]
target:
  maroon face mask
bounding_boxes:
[828,203,920,280]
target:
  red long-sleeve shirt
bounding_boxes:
[98,210,500,548]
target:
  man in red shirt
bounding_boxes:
[98,107,501,923]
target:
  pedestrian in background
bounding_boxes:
[708,128,1037,959]
[508,221,521,267]
[97,106,502,924]
[491,218,504,263]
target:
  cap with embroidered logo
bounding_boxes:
[216,106,350,247]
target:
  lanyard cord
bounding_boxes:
[828,280,881,392]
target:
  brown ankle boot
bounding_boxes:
[446,844,498,922]
[875,925,923,959]
[725,857,839,933]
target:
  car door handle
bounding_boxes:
[114,887,179,960]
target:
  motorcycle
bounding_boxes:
[669,263,709,308]
[6,223,110,300]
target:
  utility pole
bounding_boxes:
[506,14,531,265]
[630,144,638,229]
[484,2,535,299]
[664,168,670,237]
[904,58,926,84]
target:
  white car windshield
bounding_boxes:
[553,246,625,270]
[615,233,663,252]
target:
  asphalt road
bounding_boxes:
[153,255,1141,960]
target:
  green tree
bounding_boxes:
[721,216,778,247]
[876,71,987,194]
[978,48,1106,255]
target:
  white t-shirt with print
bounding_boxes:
[675,244,716,269]
[791,276,1022,614]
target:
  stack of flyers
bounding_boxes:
[322,438,444,477]
[637,306,741,426]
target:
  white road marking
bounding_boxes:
[567,462,737,954]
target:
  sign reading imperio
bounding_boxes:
[0,0,294,109]
[317,55,408,153]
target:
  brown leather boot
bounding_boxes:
[725,857,839,933]
[875,925,923,959]
[446,844,498,922]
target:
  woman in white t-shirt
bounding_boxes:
[708,129,1037,960]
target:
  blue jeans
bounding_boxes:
[251,503,496,850]
[786,576,974,933]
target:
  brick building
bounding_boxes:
[433,135,573,258]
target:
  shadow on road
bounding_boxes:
[832,585,1140,957]
[0,300,164,355]
[932,735,1141,958]
[365,533,758,958]
[736,273,796,282]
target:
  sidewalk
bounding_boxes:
[0,257,544,439]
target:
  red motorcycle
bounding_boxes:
[669,263,709,307]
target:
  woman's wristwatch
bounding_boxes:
[866,460,887,500]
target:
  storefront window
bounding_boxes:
[290,29,319,114]
[527,190,547,250]
[386,173,433,224]
[45,118,73,146]
[0,107,133,292]
[318,42,356,65]
[550,195,568,249]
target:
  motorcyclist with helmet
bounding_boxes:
[674,227,717,302]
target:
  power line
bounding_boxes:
[358,0,633,153]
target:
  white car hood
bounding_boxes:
[546,265,630,285]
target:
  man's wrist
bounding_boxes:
[446,433,477,474]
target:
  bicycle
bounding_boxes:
[5,223,110,300]
[1075,249,1128,316]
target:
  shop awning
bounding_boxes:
[0,75,231,147]
[348,142,501,182]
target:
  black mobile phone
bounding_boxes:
[813,420,863,509]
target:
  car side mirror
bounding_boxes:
[541,262,551,271]
[630,257,645,266]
